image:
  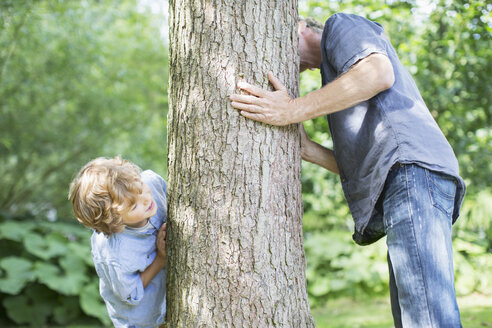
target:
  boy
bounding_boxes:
[69,156,167,328]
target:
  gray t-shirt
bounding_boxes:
[320,13,465,245]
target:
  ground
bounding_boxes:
[312,293,492,328]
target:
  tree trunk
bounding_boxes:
[167,0,314,326]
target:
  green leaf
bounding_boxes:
[330,278,348,292]
[68,241,94,266]
[454,252,478,295]
[58,256,89,294]
[23,232,50,259]
[39,221,92,241]
[34,258,88,295]
[45,232,71,255]
[309,276,331,296]
[454,238,487,256]
[0,221,35,242]
[33,261,59,283]
[80,278,112,326]
[53,296,81,325]
[2,285,57,325]
[23,231,69,260]
[0,256,35,294]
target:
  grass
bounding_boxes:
[311,293,492,328]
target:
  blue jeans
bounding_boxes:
[379,164,461,327]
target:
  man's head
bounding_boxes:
[298,17,324,72]
[300,17,324,34]
[68,156,145,235]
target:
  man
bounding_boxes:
[230,14,464,328]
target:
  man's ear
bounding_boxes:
[298,21,308,35]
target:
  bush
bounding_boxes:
[0,212,110,327]
[304,230,388,307]
[303,190,492,307]
[453,190,492,295]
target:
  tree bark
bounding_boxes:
[167,0,314,326]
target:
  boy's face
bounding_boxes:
[121,181,157,228]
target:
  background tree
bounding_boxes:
[0,0,167,325]
[0,0,168,219]
[167,0,314,326]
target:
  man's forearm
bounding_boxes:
[302,140,339,175]
[294,53,394,122]
[230,54,394,126]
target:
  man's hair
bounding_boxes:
[301,17,324,34]
[68,156,142,236]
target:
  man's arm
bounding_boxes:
[300,124,339,175]
[229,53,395,126]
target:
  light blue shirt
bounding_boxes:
[91,170,167,327]
[320,14,465,244]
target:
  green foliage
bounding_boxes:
[304,231,387,306]
[0,257,36,295]
[304,194,492,306]
[0,0,168,219]
[412,0,492,195]
[453,190,492,295]
[0,214,111,327]
[80,277,112,326]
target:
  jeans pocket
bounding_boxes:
[425,170,456,216]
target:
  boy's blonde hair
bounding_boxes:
[68,156,142,235]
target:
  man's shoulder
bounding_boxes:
[325,13,374,29]
[327,12,351,20]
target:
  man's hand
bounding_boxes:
[298,123,340,175]
[299,123,313,161]
[229,72,299,126]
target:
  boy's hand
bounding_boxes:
[140,223,167,288]
[156,223,166,262]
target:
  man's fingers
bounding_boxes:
[239,110,267,123]
[299,123,307,135]
[268,72,287,92]
[229,94,261,105]
[237,81,267,97]
[231,101,263,113]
